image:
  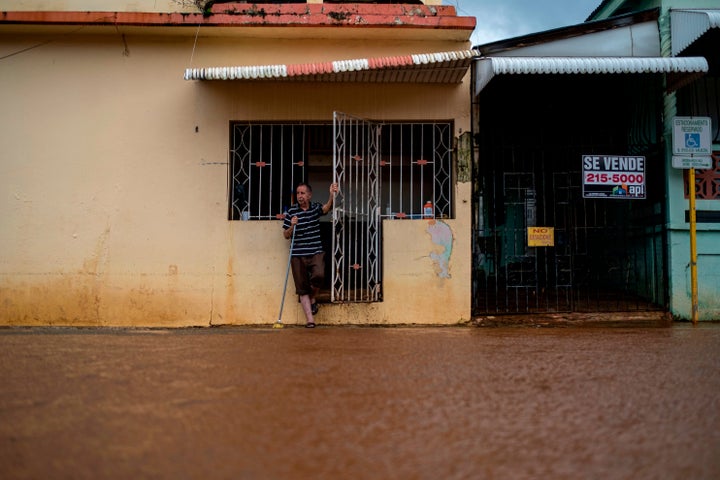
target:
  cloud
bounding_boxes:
[468,4,536,44]
[450,0,600,45]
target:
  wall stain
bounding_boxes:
[457,131,472,183]
[1,223,203,327]
[223,223,236,326]
[426,220,453,278]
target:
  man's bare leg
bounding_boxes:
[299,294,315,326]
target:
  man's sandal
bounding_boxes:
[311,303,319,315]
[305,322,316,328]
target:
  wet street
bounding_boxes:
[1,323,719,480]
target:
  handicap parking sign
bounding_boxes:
[673,117,711,155]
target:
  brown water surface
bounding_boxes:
[1,324,719,479]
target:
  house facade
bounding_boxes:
[2,1,717,327]
[0,1,477,326]
[471,0,719,321]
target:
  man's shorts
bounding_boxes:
[290,253,325,296]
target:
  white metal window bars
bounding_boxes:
[230,121,454,221]
[230,123,307,221]
[332,112,382,303]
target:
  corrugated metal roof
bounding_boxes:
[475,56,709,93]
[184,49,480,83]
[671,9,720,56]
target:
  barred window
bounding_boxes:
[229,121,454,221]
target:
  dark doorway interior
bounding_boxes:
[473,74,668,315]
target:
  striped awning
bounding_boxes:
[671,9,720,56]
[184,49,480,83]
[475,56,709,93]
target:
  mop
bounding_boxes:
[273,228,295,329]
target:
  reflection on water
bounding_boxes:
[1,324,719,479]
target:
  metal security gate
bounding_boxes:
[473,74,669,316]
[332,112,382,302]
[473,145,667,315]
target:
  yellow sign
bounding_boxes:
[528,227,554,247]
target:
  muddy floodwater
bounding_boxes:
[1,323,719,479]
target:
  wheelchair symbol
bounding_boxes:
[684,133,700,148]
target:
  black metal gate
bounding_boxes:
[474,149,666,314]
[472,75,668,315]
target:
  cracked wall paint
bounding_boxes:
[426,220,452,278]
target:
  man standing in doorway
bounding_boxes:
[283,182,339,328]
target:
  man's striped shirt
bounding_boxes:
[283,202,325,257]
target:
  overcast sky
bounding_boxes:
[448,0,604,45]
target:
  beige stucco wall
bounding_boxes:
[0,24,472,326]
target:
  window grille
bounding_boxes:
[684,152,720,200]
[229,121,454,221]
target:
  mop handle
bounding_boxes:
[277,227,295,323]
